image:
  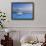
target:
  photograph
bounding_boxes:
[11,2,34,20]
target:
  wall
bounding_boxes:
[0,0,46,27]
[0,28,46,46]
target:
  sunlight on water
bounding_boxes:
[17,12,23,15]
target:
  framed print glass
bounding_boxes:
[11,2,34,20]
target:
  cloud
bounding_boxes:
[13,6,32,13]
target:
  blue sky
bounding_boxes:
[13,3,32,8]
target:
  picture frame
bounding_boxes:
[11,2,34,20]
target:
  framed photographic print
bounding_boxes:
[11,2,34,20]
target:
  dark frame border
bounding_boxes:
[11,2,34,20]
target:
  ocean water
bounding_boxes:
[12,13,32,20]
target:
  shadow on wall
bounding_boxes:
[9,32,21,46]
[13,40,21,46]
